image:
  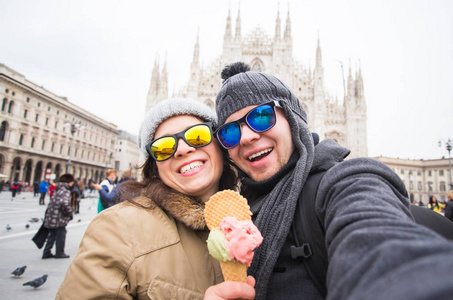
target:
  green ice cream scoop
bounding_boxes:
[207,228,230,261]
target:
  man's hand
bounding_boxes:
[204,276,255,299]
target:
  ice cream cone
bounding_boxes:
[205,190,252,230]
[219,260,247,282]
[205,190,261,283]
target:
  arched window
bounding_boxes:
[0,121,7,141]
[8,101,14,114]
[31,137,35,148]
[1,98,7,111]
[250,58,265,72]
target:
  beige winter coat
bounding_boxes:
[56,195,224,299]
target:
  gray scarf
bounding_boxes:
[246,105,314,299]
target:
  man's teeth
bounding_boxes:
[248,148,272,161]
[180,161,204,174]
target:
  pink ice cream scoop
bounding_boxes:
[219,216,263,267]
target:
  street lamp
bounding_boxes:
[439,138,453,190]
[64,122,85,173]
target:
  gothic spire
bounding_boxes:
[358,59,363,79]
[274,6,281,41]
[162,54,168,80]
[192,29,200,64]
[284,5,292,40]
[316,33,322,69]
[145,55,161,112]
[356,59,364,99]
[224,8,232,42]
[235,6,242,41]
[347,58,354,96]
[151,55,160,86]
[160,55,168,99]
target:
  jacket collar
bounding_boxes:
[133,193,207,231]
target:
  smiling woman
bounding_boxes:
[56,98,241,299]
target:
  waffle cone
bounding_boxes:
[205,190,252,230]
[219,260,247,282]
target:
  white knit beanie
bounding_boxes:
[138,97,217,159]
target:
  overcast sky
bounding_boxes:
[1,0,452,160]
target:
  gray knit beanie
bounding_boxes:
[215,62,307,126]
[138,97,217,159]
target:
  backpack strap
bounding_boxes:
[410,204,453,240]
[291,161,338,298]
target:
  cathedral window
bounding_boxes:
[24,110,28,119]
[2,98,7,111]
[7,101,14,113]
[0,121,7,141]
[19,134,24,146]
[250,58,265,72]
[31,137,35,148]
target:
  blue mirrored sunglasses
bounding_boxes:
[215,101,282,149]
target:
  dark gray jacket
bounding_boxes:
[246,139,453,299]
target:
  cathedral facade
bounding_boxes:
[146,8,368,158]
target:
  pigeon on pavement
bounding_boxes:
[6,224,11,231]
[25,224,30,229]
[29,218,40,223]
[12,266,26,277]
[23,274,48,289]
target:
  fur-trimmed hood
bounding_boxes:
[133,192,207,230]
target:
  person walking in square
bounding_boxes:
[42,174,74,259]
[39,179,49,205]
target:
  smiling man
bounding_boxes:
[210,62,453,300]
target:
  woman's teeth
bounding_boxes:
[180,161,204,174]
[248,148,272,161]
